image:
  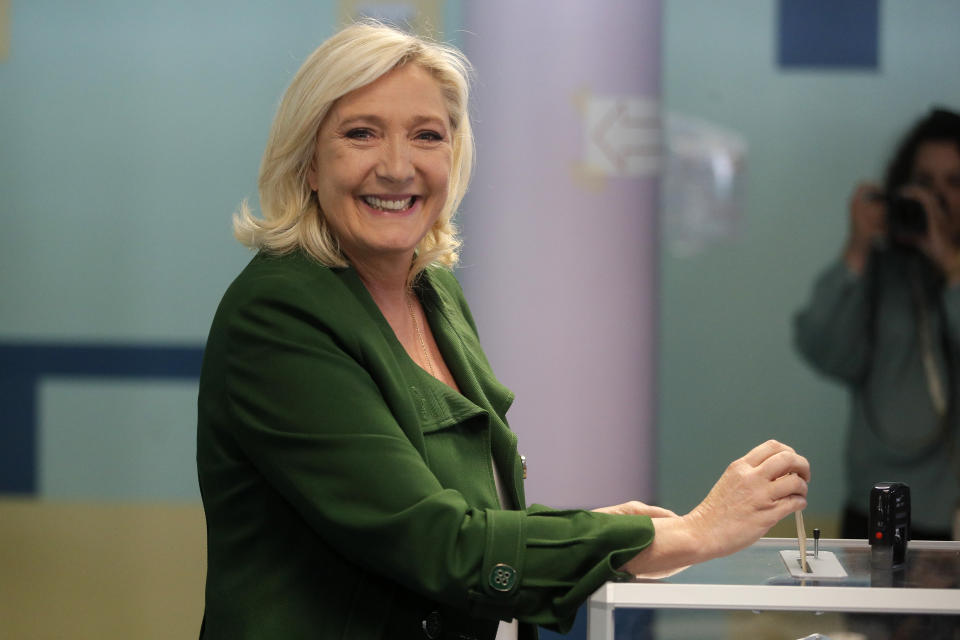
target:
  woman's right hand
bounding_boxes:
[844,182,887,274]
[620,440,809,577]
[682,440,810,558]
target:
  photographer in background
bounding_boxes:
[795,107,960,540]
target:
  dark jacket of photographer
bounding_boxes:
[794,248,960,534]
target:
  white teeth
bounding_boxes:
[363,196,414,211]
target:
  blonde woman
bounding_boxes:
[197,22,809,639]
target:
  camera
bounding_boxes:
[867,191,927,240]
[885,195,927,239]
[876,189,950,242]
[868,482,910,567]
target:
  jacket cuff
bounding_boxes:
[465,509,526,620]
[480,508,525,599]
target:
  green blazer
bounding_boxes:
[197,251,653,639]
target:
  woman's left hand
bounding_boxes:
[592,501,679,519]
[593,501,685,578]
[900,185,960,285]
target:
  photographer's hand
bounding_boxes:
[844,182,886,275]
[900,185,960,286]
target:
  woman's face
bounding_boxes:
[307,63,452,269]
[911,140,960,234]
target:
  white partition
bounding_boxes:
[461,0,662,509]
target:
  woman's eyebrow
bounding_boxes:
[335,114,386,129]
[407,114,449,129]
[335,113,449,130]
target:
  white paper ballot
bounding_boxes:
[779,549,848,579]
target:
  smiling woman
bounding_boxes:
[306,64,453,276]
[197,20,810,640]
[232,22,472,281]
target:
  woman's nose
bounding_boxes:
[376,137,415,183]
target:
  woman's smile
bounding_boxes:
[306,63,453,268]
[359,194,419,213]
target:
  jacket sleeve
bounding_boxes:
[220,273,652,630]
[793,259,874,384]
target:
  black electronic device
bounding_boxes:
[868,482,910,567]
[885,195,927,239]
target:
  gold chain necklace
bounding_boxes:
[406,293,437,378]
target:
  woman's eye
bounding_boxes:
[345,128,374,140]
[416,130,444,142]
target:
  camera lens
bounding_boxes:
[886,195,927,239]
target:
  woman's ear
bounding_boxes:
[306,158,318,192]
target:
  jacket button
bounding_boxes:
[488,563,518,592]
[422,610,442,639]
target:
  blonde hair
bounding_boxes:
[234,21,473,278]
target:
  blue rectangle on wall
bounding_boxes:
[0,342,204,494]
[778,0,879,69]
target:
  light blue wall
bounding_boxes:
[1,0,463,342]
[6,0,958,521]
[658,0,960,519]
[0,0,462,499]
[1,1,341,341]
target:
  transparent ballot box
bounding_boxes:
[587,538,960,640]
